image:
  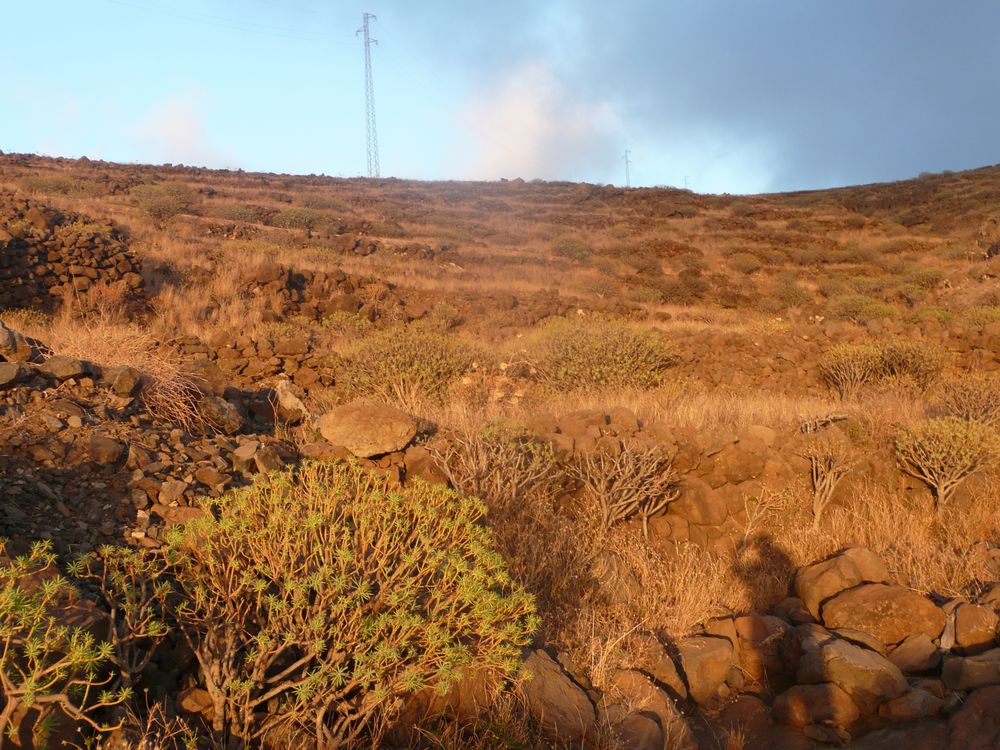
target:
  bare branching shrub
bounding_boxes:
[431,424,593,638]
[163,461,538,748]
[68,546,171,691]
[798,436,856,528]
[895,417,1000,513]
[434,423,564,512]
[569,442,680,538]
[819,343,881,399]
[113,702,205,750]
[527,318,678,392]
[938,373,1000,426]
[342,325,479,406]
[0,540,127,742]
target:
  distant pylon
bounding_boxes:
[357,13,380,178]
[623,149,632,188]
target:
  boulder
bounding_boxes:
[797,637,907,713]
[888,634,941,673]
[954,602,998,655]
[774,682,860,730]
[318,401,417,458]
[677,635,734,705]
[625,632,688,700]
[520,649,596,743]
[947,685,1000,749]
[942,647,1000,690]
[877,688,943,722]
[821,583,946,646]
[670,476,728,526]
[606,669,690,746]
[794,547,889,619]
[734,614,788,683]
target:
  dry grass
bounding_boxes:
[11,291,206,431]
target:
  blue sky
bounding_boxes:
[5,1,1000,193]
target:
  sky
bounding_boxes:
[4,1,1000,194]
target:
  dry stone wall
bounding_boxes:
[0,192,143,311]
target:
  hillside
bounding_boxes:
[0,152,998,750]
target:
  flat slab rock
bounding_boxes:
[822,583,946,647]
[318,401,417,458]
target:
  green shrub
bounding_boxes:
[878,340,944,390]
[19,175,82,196]
[828,293,896,322]
[552,237,591,261]
[728,252,762,275]
[527,317,678,391]
[819,340,945,398]
[818,343,882,399]
[342,325,478,404]
[938,374,1000,427]
[960,306,1000,327]
[1,540,127,743]
[132,183,197,221]
[271,206,326,232]
[895,417,1000,513]
[163,462,537,745]
[905,268,945,290]
[210,203,269,224]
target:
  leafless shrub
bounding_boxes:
[797,436,856,528]
[569,442,680,538]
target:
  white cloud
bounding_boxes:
[131,91,234,167]
[457,61,623,182]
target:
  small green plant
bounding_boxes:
[163,461,538,747]
[894,417,1000,513]
[527,317,678,391]
[0,540,128,743]
[961,306,1000,327]
[937,374,1000,427]
[341,324,478,404]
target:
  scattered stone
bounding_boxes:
[38,355,85,380]
[88,434,125,464]
[200,395,243,435]
[677,635,734,706]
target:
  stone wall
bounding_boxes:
[0,192,143,311]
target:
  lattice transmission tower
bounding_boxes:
[357,12,380,178]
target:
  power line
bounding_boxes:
[357,13,380,178]
[623,149,632,188]
[106,0,353,44]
